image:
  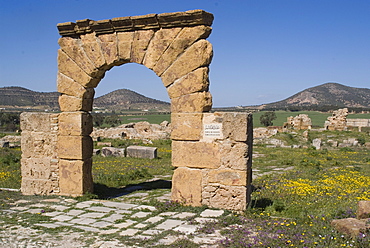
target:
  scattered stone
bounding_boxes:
[357,201,370,219]
[155,219,184,230]
[131,212,151,218]
[200,209,224,218]
[101,147,125,157]
[120,229,139,236]
[126,146,157,159]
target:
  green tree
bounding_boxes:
[259,111,277,127]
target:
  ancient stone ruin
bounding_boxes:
[20,10,253,211]
[283,114,312,130]
[324,108,348,131]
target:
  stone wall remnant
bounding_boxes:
[284,114,312,130]
[21,10,253,211]
[324,108,348,131]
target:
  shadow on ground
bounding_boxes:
[93,179,172,199]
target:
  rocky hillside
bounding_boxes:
[261,83,370,111]
[93,89,170,111]
[0,87,170,112]
[0,87,60,110]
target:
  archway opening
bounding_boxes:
[91,63,173,199]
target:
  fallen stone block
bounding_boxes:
[101,147,125,157]
[126,146,157,159]
[93,149,101,156]
[97,142,112,147]
[331,218,369,238]
[357,201,370,219]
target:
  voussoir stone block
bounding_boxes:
[58,49,100,88]
[58,37,99,77]
[171,91,212,113]
[171,167,202,206]
[80,33,106,69]
[167,67,209,99]
[97,33,119,66]
[160,39,213,87]
[143,27,182,69]
[59,158,93,196]
[117,31,134,62]
[171,113,203,140]
[131,30,155,64]
[152,25,212,76]
[58,112,93,136]
[207,169,247,186]
[59,94,93,112]
[57,73,95,99]
[58,135,93,160]
[172,141,220,168]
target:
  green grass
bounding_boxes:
[252,110,370,128]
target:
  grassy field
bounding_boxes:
[114,111,370,128]
[1,130,370,246]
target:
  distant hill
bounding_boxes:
[0,87,170,112]
[0,87,60,111]
[94,89,170,111]
[260,83,370,111]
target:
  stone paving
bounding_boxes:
[0,193,230,247]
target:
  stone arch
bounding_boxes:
[56,10,215,198]
[21,10,252,211]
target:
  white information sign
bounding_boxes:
[203,124,222,138]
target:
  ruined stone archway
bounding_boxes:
[21,10,253,211]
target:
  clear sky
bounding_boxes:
[0,0,369,107]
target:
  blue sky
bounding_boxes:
[0,0,369,107]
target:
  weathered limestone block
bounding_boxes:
[172,141,220,168]
[143,27,182,69]
[161,39,213,87]
[58,111,93,136]
[21,131,57,158]
[97,33,119,66]
[171,91,212,113]
[331,218,369,238]
[0,141,9,148]
[101,147,125,157]
[59,94,93,112]
[21,178,55,195]
[357,201,370,219]
[117,32,134,62]
[222,112,253,142]
[58,49,100,88]
[58,37,99,77]
[80,32,106,69]
[203,185,247,211]
[58,135,93,160]
[21,158,52,179]
[59,158,93,196]
[171,167,202,206]
[131,30,155,64]
[171,113,203,140]
[153,26,212,76]
[167,67,209,99]
[57,73,95,99]
[207,169,247,186]
[220,141,249,170]
[126,146,157,159]
[20,112,53,132]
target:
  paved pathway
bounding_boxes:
[0,194,229,247]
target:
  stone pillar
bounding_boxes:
[20,113,60,195]
[57,112,93,196]
[171,112,253,211]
